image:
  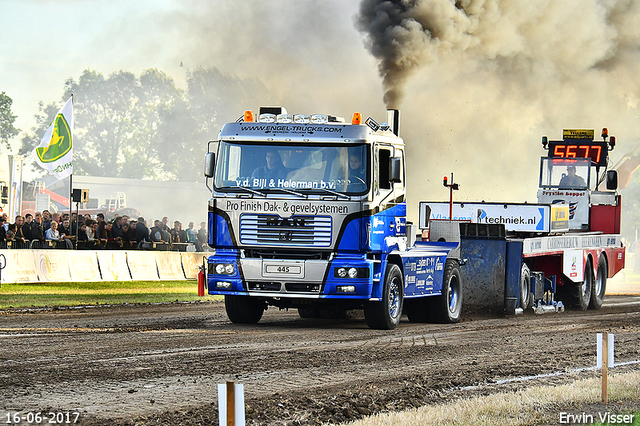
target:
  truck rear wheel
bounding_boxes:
[428,260,462,323]
[364,264,403,330]
[520,263,532,310]
[573,258,593,310]
[589,255,607,309]
[225,295,265,324]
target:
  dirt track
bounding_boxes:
[1,297,640,425]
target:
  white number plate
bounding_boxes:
[265,265,301,274]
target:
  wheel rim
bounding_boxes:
[521,274,529,305]
[448,275,459,313]
[595,267,603,296]
[521,278,529,299]
[388,277,400,318]
[582,264,592,297]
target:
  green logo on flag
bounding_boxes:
[36,113,72,163]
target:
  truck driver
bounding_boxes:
[559,165,586,188]
[251,149,286,180]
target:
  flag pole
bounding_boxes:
[69,95,74,246]
[69,175,72,226]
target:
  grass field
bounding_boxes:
[0,281,220,309]
[342,371,640,426]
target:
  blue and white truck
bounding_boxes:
[202,108,625,329]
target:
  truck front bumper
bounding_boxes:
[206,253,374,299]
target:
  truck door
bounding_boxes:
[370,144,406,251]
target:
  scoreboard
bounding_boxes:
[547,129,609,167]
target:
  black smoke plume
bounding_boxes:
[356,0,472,107]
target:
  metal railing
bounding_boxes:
[0,239,201,251]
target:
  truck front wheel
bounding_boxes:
[225,295,265,324]
[428,260,463,323]
[364,264,403,330]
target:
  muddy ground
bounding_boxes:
[1,296,640,425]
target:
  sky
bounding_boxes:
[1,0,384,134]
[2,0,193,134]
[2,0,640,224]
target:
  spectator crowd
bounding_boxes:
[0,210,208,251]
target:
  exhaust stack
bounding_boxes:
[387,109,400,136]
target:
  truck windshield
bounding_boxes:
[539,157,591,189]
[214,142,369,194]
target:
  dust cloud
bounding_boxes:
[144,1,386,225]
[355,0,640,222]
[37,1,640,226]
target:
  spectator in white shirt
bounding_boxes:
[45,221,61,241]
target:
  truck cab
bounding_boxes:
[203,108,450,329]
[537,128,621,233]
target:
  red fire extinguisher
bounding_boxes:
[197,264,205,297]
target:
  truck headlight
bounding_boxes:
[214,263,235,275]
[334,267,369,279]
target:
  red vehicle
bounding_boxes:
[22,183,140,220]
[421,128,625,315]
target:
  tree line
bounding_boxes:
[1,67,270,182]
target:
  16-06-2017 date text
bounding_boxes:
[4,412,80,424]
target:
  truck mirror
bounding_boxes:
[390,157,402,183]
[422,205,431,227]
[204,153,215,178]
[606,170,618,190]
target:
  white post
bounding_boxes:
[597,333,615,368]
[597,333,615,404]
[218,381,245,426]
[602,332,608,404]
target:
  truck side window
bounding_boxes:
[379,148,391,190]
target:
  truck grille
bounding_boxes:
[246,281,322,294]
[240,214,332,247]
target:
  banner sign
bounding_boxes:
[419,201,550,233]
[1,250,209,283]
[96,251,132,281]
[126,251,159,280]
[155,252,184,280]
[34,251,71,282]
[68,251,101,282]
[181,252,204,280]
[0,250,37,283]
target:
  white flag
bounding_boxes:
[34,97,73,180]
